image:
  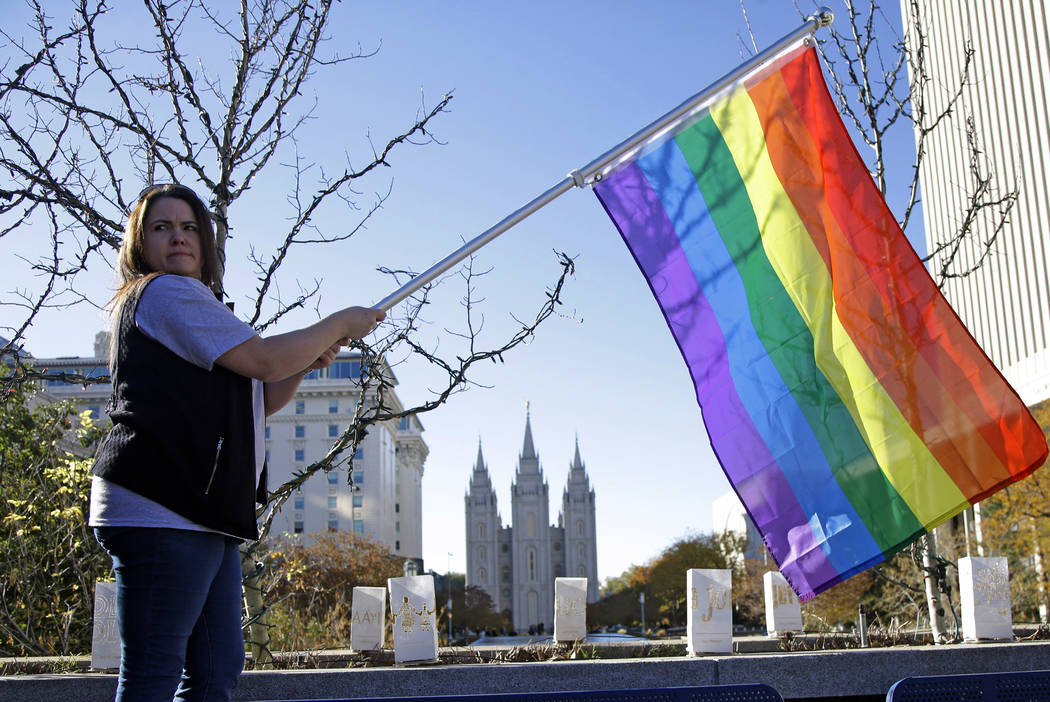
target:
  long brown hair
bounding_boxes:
[108,184,221,363]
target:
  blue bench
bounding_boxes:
[256,684,784,702]
[887,669,1050,701]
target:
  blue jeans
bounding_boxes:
[95,527,246,702]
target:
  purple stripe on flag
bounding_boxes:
[594,162,837,598]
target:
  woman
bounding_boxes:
[89,183,384,701]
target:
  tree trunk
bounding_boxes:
[1031,520,1048,624]
[973,502,986,556]
[922,533,951,643]
[241,550,274,669]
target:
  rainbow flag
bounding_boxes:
[594,45,1048,601]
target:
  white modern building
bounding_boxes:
[903,0,1050,406]
[464,412,598,633]
[711,489,764,563]
[30,332,427,560]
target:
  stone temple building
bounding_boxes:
[464,412,598,633]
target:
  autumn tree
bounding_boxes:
[589,565,647,631]
[629,534,732,629]
[0,0,573,663]
[979,399,1050,623]
[451,585,508,639]
[258,531,404,652]
[0,373,109,655]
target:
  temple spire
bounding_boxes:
[521,404,537,460]
[572,434,584,471]
[474,438,486,472]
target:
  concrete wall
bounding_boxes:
[3,640,1050,701]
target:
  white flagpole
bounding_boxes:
[374,8,834,311]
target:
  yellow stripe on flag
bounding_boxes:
[709,85,968,526]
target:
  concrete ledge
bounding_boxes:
[2,640,1048,701]
[717,641,1050,698]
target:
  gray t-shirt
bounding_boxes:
[89,275,265,534]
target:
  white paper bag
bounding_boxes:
[960,556,1013,641]
[686,569,732,654]
[553,577,588,642]
[763,570,802,635]
[90,581,120,670]
[350,586,387,651]
[387,575,438,663]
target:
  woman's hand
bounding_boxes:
[335,307,386,340]
[306,338,348,371]
[218,306,386,383]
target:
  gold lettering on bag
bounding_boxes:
[774,583,796,607]
[974,560,1011,618]
[394,596,416,634]
[700,583,729,622]
[556,597,583,616]
[351,609,380,625]
[416,603,435,632]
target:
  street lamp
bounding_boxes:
[447,552,453,645]
[639,591,646,637]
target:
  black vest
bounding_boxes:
[92,276,263,540]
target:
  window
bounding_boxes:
[294,425,305,438]
[293,521,304,534]
[395,540,400,550]
[353,472,363,485]
[478,545,486,560]
[502,567,510,583]
[295,400,305,414]
[327,496,337,509]
[577,519,584,536]
[352,495,363,508]
[395,503,400,513]
[527,547,536,580]
[265,449,271,463]
[353,520,364,533]
[329,399,338,414]
[328,520,338,533]
[399,416,410,430]
[478,522,485,538]
[578,565,586,576]
[293,496,305,510]
[264,426,270,439]
[88,406,101,419]
[294,449,305,462]
[395,521,401,533]
[578,543,585,559]
[328,424,339,438]
[327,472,338,485]
[330,360,362,379]
[354,448,363,460]
[303,369,320,380]
[478,567,487,582]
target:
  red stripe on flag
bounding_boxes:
[778,49,1046,489]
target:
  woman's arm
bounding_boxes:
[217,305,384,383]
[262,339,344,416]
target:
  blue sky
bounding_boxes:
[6,1,920,583]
